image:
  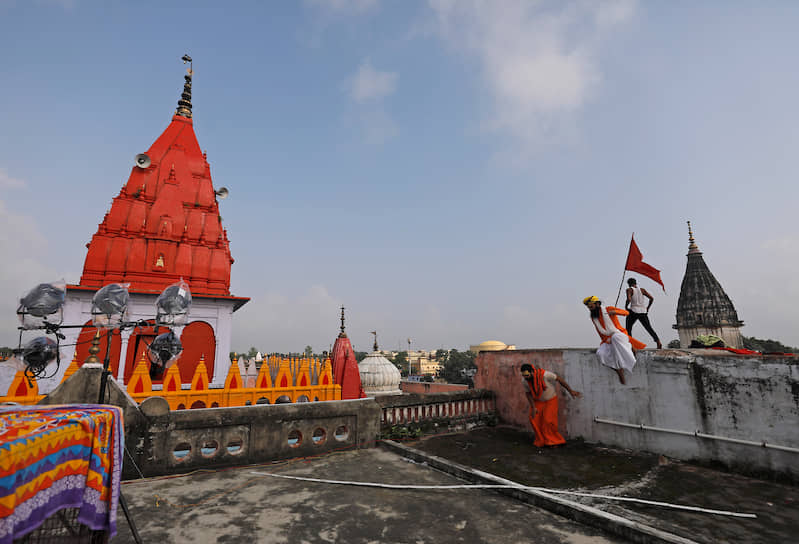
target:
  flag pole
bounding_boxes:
[615,233,633,307]
[614,271,626,307]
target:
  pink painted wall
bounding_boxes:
[474,349,574,436]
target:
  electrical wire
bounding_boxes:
[248,472,757,519]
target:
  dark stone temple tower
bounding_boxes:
[673,222,744,348]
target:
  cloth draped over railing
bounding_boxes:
[0,404,124,543]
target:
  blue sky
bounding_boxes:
[2,0,799,353]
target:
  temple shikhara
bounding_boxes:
[673,222,745,348]
[57,62,248,389]
[0,60,365,406]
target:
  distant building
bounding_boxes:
[409,350,440,375]
[374,349,440,376]
[469,340,516,353]
[673,222,744,348]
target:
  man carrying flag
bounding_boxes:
[625,278,662,349]
[613,234,665,348]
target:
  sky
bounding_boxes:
[2,0,799,354]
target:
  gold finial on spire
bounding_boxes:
[687,221,701,254]
[176,54,193,118]
[371,330,378,352]
[84,329,102,365]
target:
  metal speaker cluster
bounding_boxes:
[134,153,151,169]
[17,282,65,330]
[91,283,130,328]
[148,331,183,379]
[21,337,59,375]
[155,280,192,327]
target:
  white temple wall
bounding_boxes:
[476,348,799,477]
[0,289,237,395]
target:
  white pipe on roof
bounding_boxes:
[593,417,799,454]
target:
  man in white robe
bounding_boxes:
[583,296,645,384]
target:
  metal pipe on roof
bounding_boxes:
[593,417,799,454]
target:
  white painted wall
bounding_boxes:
[477,349,799,477]
[1,289,237,395]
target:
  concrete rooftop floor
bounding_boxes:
[113,426,798,544]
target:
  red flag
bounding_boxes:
[625,236,665,291]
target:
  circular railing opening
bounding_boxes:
[288,430,302,448]
[201,440,218,457]
[227,439,243,455]
[173,442,191,461]
[334,425,349,442]
[312,428,327,445]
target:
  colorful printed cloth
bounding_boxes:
[0,404,123,543]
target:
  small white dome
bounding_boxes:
[359,352,402,395]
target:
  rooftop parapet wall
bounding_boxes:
[400,381,468,394]
[373,389,495,433]
[40,365,378,479]
[36,366,495,479]
[476,348,799,479]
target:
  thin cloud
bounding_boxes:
[0,198,57,346]
[426,0,636,149]
[0,169,27,190]
[357,108,398,144]
[348,60,398,102]
[344,60,399,143]
[232,285,343,354]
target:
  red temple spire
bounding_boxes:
[330,306,366,399]
[79,57,233,296]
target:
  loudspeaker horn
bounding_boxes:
[135,153,151,169]
[215,187,229,199]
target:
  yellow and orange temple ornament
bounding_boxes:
[1,353,341,409]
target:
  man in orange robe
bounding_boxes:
[583,296,646,384]
[520,363,581,447]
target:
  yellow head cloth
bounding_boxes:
[583,296,599,305]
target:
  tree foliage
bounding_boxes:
[390,351,409,376]
[437,349,477,387]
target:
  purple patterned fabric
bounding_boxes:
[0,404,124,543]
